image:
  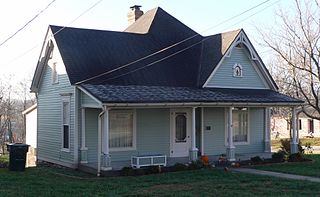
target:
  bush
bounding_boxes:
[288,153,304,162]
[250,156,263,164]
[173,163,188,171]
[272,151,286,162]
[280,139,304,154]
[188,160,204,170]
[121,167,135,176]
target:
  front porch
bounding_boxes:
[78,105,299,174]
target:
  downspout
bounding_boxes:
[97,108,105,177]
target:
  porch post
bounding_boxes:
[226,107,235,161]
[264,107,271,153]
[290,107,298,153]
[80,108,88,163]
[102,107,112,170]
[190,107,198,161]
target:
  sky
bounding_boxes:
[0,0,293,88]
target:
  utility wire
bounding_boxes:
[4,0,104,65]
[100,0,281,83]
[0,0,56,48]
[76,0,273,84]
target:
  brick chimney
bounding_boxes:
[127,5,143,26]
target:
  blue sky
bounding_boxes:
[0,0,292,86]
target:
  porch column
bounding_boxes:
[264,107,271,153]
[190,107,198,161]
[226,107,235,161]
[101,107,112,170]
[80,108,88,163]
[290,107,298,153]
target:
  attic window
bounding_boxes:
[233,63,243,77]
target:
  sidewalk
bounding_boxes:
[232,168,320,183]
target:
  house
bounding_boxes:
[22,103,37,167]
[271,111,320,139]
[30,6,303,175]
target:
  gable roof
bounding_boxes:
[31,6,279,95]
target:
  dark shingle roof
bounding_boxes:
[51,7,202,87]
[81,84,302,104]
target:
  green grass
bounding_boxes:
[0,166,320,196]
[255,154,320,178]
[272,137,320,150]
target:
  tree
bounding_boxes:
[260,0,320,120]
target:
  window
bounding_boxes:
[109,110,135,150]
[308,119,314,134]
[62,96,70,150]
[175,113,187,143]
[232,107,248,143]
[233,63,243,77]
[298,119,302,130]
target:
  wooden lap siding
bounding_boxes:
[37,66,75,166]
[85,108,170,163]
[205,47,267,89]
[203,107,264,156]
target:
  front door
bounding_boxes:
[170,109,191,157]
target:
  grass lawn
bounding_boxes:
[0,166,320,196]
[272,137,320,150]
[254,154,320,178]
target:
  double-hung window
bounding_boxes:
[62,96,70,150]
[232,107,249,143]
[109,110,135,151]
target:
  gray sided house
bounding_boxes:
[31,6,302,174]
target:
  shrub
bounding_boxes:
[272,151,286,162]
[280,139,304,154]
[250,156,263,164]
[173,163,188,171]
[121,167,135,176]
[188,160,204,170]
[288,153,304,162]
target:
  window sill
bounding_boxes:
[234,142,249,145]
[110,147,136,152]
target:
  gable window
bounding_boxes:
[109,110,135,150]
[233,63,243,77]
[61,96,70,150]
[232,107,248,143]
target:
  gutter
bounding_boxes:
[102,102,303,108]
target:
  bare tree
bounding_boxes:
[260,0,320,120]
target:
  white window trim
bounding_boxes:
[109,109,136,152]
[233,63,243,78]
[61,95,71,152]
[225,107,250,146]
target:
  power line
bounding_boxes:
[76,0,274,84]
[4,0,104,65]
[0,0,56,48]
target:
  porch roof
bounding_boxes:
[80,84,303,106]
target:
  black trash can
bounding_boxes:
[6,143,29,171]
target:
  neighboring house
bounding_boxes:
[271,112,320,139]
[30,6,303,174]
[22,104,37,167]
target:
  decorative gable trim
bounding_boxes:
[202,30,277,90]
